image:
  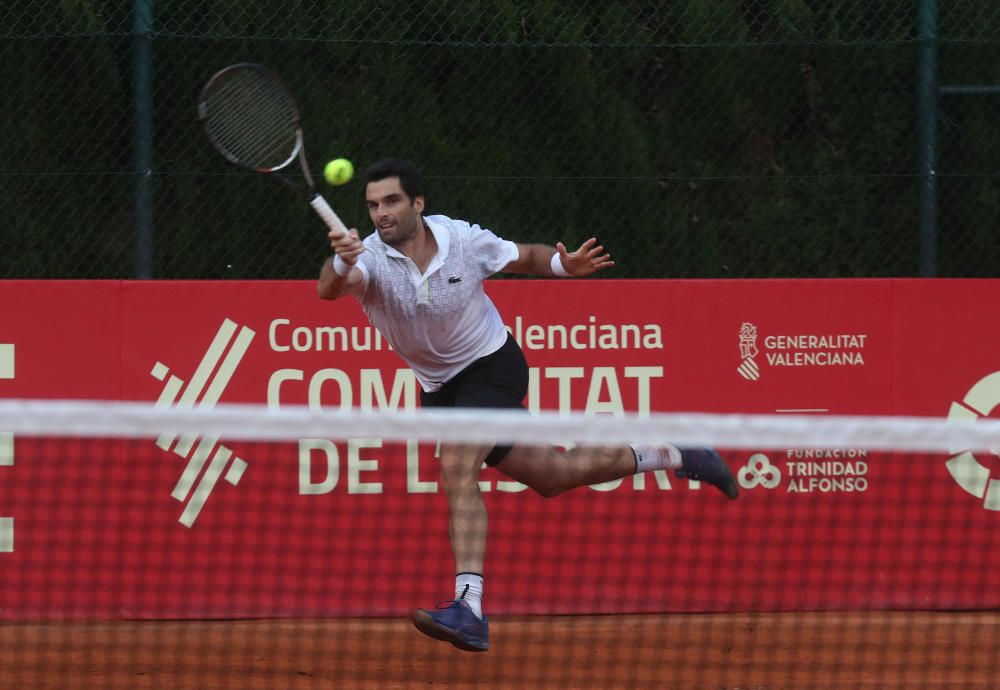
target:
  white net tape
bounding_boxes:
[0,399,996,452]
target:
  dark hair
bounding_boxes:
[363,158,425,201]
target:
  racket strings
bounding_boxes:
[201,67,300,171]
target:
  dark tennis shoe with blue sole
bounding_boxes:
[413,599,489,652]
[676,448,740,500]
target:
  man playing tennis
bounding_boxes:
[318,158,739,652]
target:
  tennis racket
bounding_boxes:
[197,62,349,237]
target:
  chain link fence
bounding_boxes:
[1,1,998,279]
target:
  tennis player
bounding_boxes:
[318,158,739,652]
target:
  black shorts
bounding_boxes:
[420,334,528,466]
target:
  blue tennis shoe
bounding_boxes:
[413,599,489,652]
[677,448,740,500]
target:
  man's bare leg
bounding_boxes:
[412,442,493,652]
[496,443,738,500]
[437,442,492,574]
[496,444,637,497]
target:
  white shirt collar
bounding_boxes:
[382,216,450,269]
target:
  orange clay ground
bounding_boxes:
[1,611,996,689]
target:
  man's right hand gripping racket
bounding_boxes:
[197,63,351,241]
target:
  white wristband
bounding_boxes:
[332,255,352,277]
[550,252,570,277]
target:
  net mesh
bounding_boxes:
[2,1,1000,279]
[0,399,998,687]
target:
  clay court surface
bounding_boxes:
[1,611,996,689]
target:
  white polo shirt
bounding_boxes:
[350,214,520,392]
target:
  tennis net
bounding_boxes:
[0,398,997,688]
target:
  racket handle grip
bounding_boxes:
[309,194,349,236]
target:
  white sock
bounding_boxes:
[630,443,682,473]
[456,572,484,619]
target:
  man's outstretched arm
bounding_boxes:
[503,238,614,277]
[317,227,365,300]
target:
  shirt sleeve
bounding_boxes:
[467,223,520,278]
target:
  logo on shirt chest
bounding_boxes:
[420,272,473,318]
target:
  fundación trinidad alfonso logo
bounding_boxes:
[738,454,782,490]
[946,371,1000,511]
[150,319,256,527]
[729,363,1000,508]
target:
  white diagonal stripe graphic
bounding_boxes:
[0,344,13,379]
[176,319,238,405]
[1,345,13,551]
[225,456,247,485]
[173,325,254,456]
[0,517,12,552]
[178,319,236,407]
[179,445,234,528]
[154,373,186,451]
[200,326,255,405]
[156,320,238,451]
[171,434,220,502]
[0,432,12,466]
[147,320,258,527]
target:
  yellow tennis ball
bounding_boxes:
[324,158,354,186]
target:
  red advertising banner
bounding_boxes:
[0,279,998,618]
